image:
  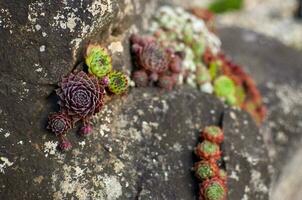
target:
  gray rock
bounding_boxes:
[0,1,290,199]
[218,26,302,199]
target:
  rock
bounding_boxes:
[0,1,291,199]
[218,27,302,199]
[0,84,270,199]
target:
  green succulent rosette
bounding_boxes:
[108,70,129,95]
[85,45,112,78]
[214,75,237,106]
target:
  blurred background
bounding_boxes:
[174,0,302,50]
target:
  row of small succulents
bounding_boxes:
[130,6,266,124]
[194,126,227,200]
[47,45,129,151]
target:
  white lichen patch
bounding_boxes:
[108,41,124,53]
[250,170,268,193]
[0,157,13,174]
[0,7,14,33]
[229,170,239,181]
[103,175,122,200]
[44,141,58,157]
[275,84,302,114]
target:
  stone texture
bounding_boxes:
[218,27,302,199]
[1,1,300,199]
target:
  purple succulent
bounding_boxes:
[56,71,105,120]
[132,70,149,87]
[131,34,169,81]
[100,76,109,87]
[47,112,72,136]
[158,75,174,91]
[79,123,93,136]
[58,137,72,151]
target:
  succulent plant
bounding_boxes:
[56,71,105,120]
[131,34,169,81]
[47,112,73,136]
[79,123,93,136]
[85,44,112,78]
[202,126,224,144]
[58,137,72,151]
[217,169,227,183]
[214,75,237,106]
[195,140,221,160]
[194,160,219,180]
[132,70,149,87]
[108,70,129,95]
[158,75,175,90]
[200,177,227,200]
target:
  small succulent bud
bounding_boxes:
[202,126,224,144]
[47,112,73,136]
[108,70,129,95]
[200,177,227,200]
[217,169,227,183]
[132,70,149,87]
[158,75,174,90]
[100,76,109,87]
[196,64,211,85]
[194,160,219,180]
[58,137,72,151]
[79,123,93,136]
[195,140,221,160]
[169,53,182,73]
[85,44,112,78]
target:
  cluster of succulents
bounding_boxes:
[130,6,266,124]
[47,44,129,151]
[194,126,227,200]
[130,34,183,90]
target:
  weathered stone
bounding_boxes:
[218,27,302,199]
[2,1,299,199]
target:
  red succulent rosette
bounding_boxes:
[202,126,224,144]
[200,177,227,200]
[194,160,219,181]
[47,112,73,136]
[56,71,105,120]
[195,140,221,160]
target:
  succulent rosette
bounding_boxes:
[47,112,73,136]
[85,44,112,78]
[217,169,227,183]
[108,70,129,95]
[58,137,72,151]
[194,160,219,181]
[56,71,105,120]
[158,75,174,90]
[195,140,221,160]
[200,177,227,200]
[202,126,224,144]
[132,70,149,87]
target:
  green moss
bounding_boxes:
[108,71,129,95]
[86,46,112,78]
[205,182,225,200]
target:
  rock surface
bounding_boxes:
[0,0,300,200]
[218,27,302,200]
